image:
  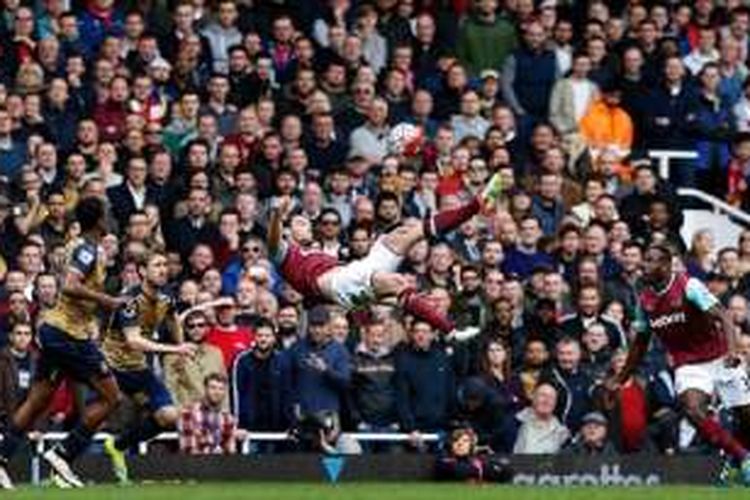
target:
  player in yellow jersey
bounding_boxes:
[101,252,196,484]
[0,197,125,489]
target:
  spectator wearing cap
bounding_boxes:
[501,19,558,128]
[289,305,351,423]
[204,296,257,369]
[164,309,227,410]
[562,411,616,455]
[231,319,291,434]
[395,319,456,438]
[456,0,517,77]
[513,382,570,454]
[451,90,490,143]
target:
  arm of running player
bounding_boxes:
[606,306,652,390]
[123,326,196,356]
[707,303,741,364]
[267,195,291,260]
[165,310,184,344]
[684,277,740,363]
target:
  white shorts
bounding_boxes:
[674,358,750,408]
[326,238,403,308]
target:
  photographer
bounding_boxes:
[435,428,512,483]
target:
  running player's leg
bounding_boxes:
[0,378,59,461]
[734,404,750,449]
[113,370,177,452]
[680,388,749,462]
[105,370,176,483]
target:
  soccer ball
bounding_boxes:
[388,123,424,157]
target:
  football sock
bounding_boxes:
[696,417,749,462]
[399,288,454,333]
[115,416,165,451]
[424,198,480,238]
[56,425,95,462]
[0,423,26,463]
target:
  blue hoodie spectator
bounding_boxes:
[288,307,351,417]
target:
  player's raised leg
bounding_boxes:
[105,370,179,484]
[371,271,477,339]
[44,373,121,488]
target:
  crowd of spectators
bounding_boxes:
[2,0,750,457]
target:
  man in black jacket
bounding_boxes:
[349,320,398,432]
[230,319,291,436]
[396,319,456,446]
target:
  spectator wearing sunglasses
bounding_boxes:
[164,310,227,409]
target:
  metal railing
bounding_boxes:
[677,187,750,226]
[648,150,699,180]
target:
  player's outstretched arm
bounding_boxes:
[123,327,196,356]
[707,303,741,363]
[268,196,291,260]
[613,329,651,387]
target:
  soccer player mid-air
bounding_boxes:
[268,174,504,338]
[606,244,750,484]
[102,252,197,484]
[0,197,125,489]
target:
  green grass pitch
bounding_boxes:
[6,482,750,500]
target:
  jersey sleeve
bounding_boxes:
[69,243,97,277]
[632,303,650,335]
[116,298,140,330]
[685,277,719,312]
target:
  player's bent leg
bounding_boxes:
[154,405,180,428]
[372,272,455,334]
[381,220,425,256]
[733,404,750,449]
[46,374,121,487]
[681,388,750,464]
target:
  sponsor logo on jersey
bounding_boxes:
[649,312,686,329]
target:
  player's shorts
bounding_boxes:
[113,368,174,412]
[326,238,403,307]
[674,357,750,408]
[36,323,112,383]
